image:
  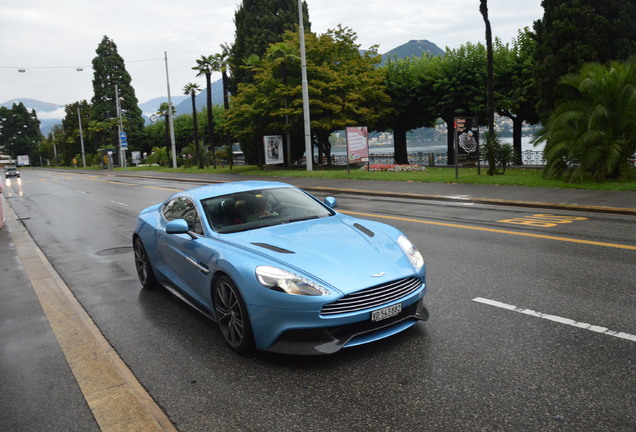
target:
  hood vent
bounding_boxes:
[353,223,375,237]
[251,242,295,254]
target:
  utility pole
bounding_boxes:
[298,0,312,171]
[165,52,178,169]
[77,106,86,167]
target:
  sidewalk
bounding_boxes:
[0,198,100,431]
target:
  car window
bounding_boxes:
[201,187,333,233]
[162,197,204,235]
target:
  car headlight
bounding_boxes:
[255,266,331,296]
[398,235,424,271]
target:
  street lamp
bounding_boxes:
[77,106,86,167]
[298,0,314,171]
[115,85,126,168]
[164,51,178,169]
[298,0,313,171]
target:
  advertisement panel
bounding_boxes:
[345,126,369,164]
[454,117,479,162]
[263,135,284,165]
[17,155,30,166]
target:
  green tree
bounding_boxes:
[494,29,540,164]
[532,0,636,122]
[183,83,203,168]
[0,103,42,161]
[480,0,497,175]
[383,55,440,164]
[60,100,93,164]
[90,35,144,151]
[536,58,636,182]
[230,0,310,90]
[434,43,488,164]
[225,26,389,165]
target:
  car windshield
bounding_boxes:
[201,187,334,233]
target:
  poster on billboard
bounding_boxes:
[346,126,369,164]
[264,135,284,165]
[454,117,479,162]
[17,155,30,166]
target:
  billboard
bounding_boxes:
[263,135,284,165]
[17,155,30,166]
[346,126,369,164]
[454,117,479,162]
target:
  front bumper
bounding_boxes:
[263,296,429,355]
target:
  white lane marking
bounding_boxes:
[473,297,636,342]
[110,200,129,207]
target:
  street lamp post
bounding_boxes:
[298,0,313,171]
[164,51,178,169]
[115,85,126,168]
[77,106,86,167]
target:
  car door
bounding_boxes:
[159,197,214,308]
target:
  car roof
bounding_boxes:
[178,181,294,201]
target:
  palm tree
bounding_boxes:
[536,58,636,181]
[218,43,234,168]
[183,83,203,168]
[218,43,232,111]
[155,102,176,150]
[480,0,496,175]
[193,55,218,168]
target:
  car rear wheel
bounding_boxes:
[133,237,157,289]
[213,276,254,353]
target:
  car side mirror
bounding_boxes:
[166,219,196,238]
[324,197,337,208]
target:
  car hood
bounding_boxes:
[223,215,415,295]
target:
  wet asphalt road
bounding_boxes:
[3,170,635,431]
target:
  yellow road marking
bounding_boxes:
[341,210,636,250]
[143,185,181,192]
[83,177,136,186]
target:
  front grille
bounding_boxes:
[321,277,422,316]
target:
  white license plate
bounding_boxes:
[371,304,402,322]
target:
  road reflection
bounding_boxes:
[4,178,24,196]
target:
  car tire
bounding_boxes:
[213,275,254,353]
[133,237,157,290]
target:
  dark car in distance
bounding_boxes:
[4,167,20,178]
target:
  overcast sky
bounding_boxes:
[0,0,543,111]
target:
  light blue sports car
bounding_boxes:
[133,181,428,355]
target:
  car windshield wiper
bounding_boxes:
[286,215,321,223]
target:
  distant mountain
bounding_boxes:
[1,98,63,113]
[381,39,444,64]
[139,96,188,118]
[174,79,224,115]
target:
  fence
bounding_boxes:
[234,150,636,168]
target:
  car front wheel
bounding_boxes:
[213,276,254,353]
[133,237,157,289]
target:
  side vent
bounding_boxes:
[353,223,375,237]
[251,242,295,254]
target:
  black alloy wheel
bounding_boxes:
[213,276,254,353]
[133,237,156,289]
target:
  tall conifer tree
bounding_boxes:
[90,36,144,147]
[230,0,310,91]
